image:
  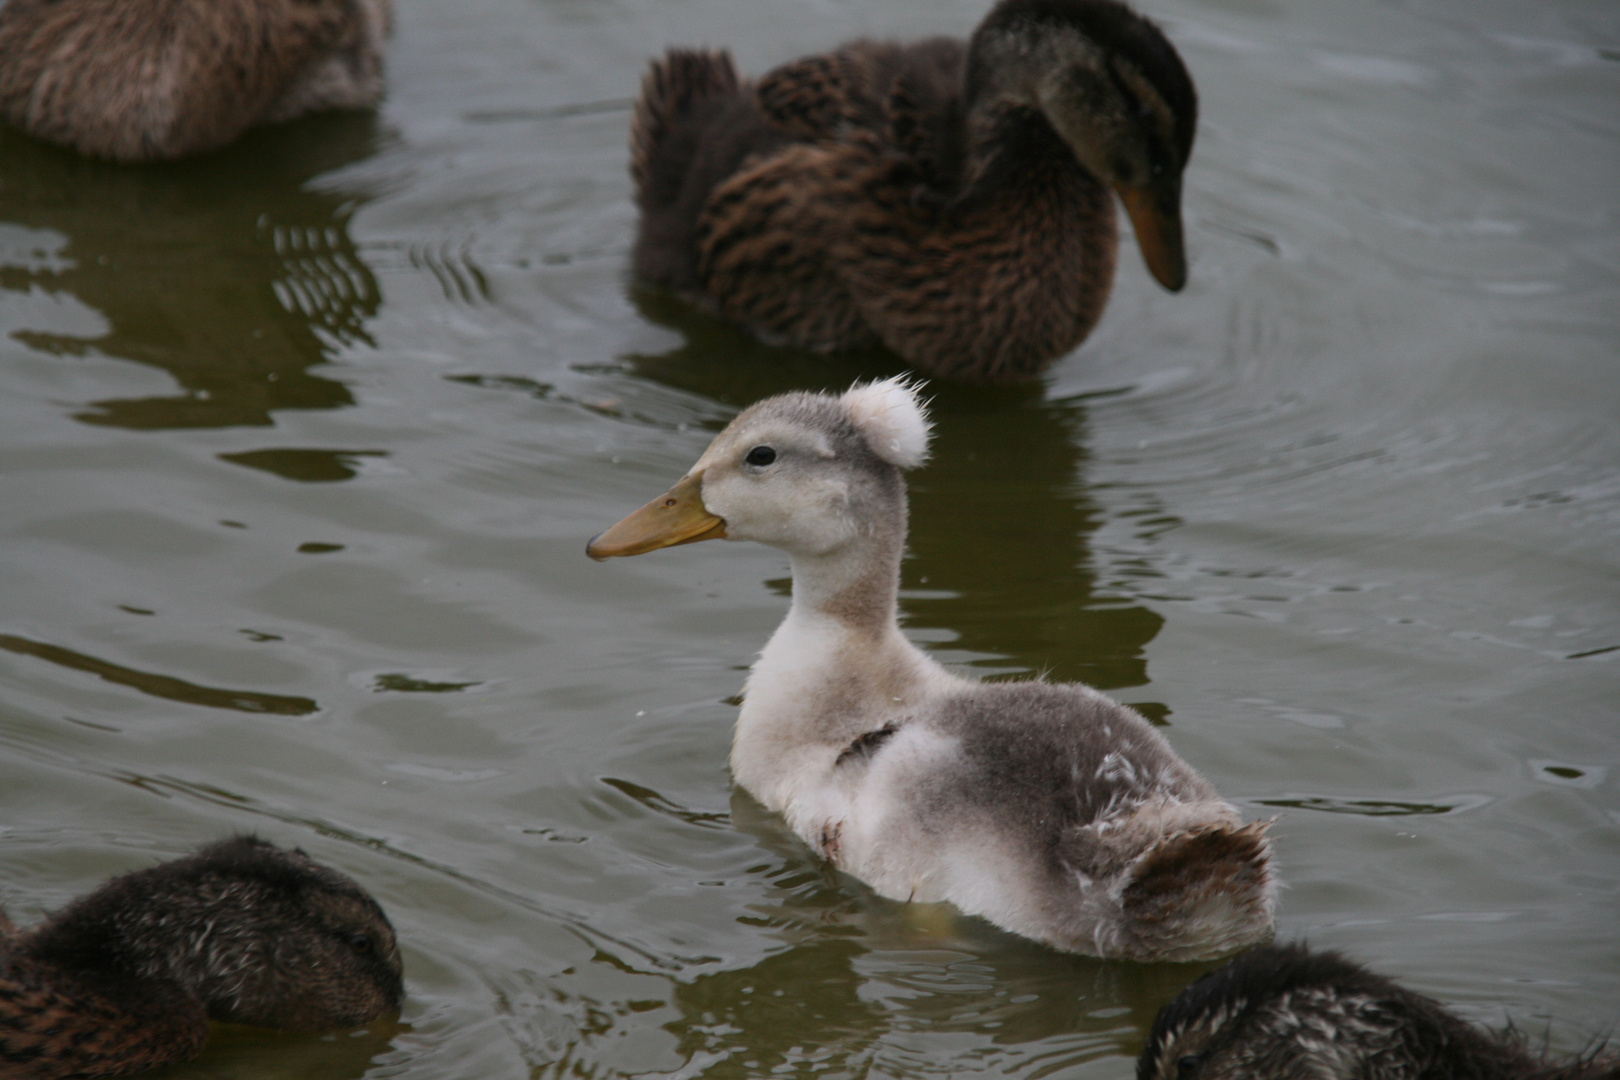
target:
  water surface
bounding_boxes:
[0,0,1616,1076]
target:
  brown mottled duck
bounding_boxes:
[1139,943,1619,1080]
[630,0,1198,382]
[589,379,1275,961]
[0,0,391,162]
[0,836,403,1079]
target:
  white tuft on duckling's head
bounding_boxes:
[841,377,931,469]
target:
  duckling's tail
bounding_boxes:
[630,49,740,206]
[1118,819,1276,962]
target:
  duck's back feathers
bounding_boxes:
[0,0,389,162]
[630,48,790,295]
[630,48,742,203]
[1140,944,1619,1080]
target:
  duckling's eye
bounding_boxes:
[1175,1054,1201,1079]
[349,933,373,954]
[745,445,777,467]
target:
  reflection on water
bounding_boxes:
[0,633,318,716]
[628,293,1164,690]
[0,114,383,430]
[1255,794,1493,817]
[157,1019,404,1080]
[218,447,390,482]
[639,790,1211,1078]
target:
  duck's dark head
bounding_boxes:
[1138,944,1432,1080]
[966,0,1197,290]
[31,835,404,1032]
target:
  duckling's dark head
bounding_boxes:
[967,0,1197,290]
[1138,944,1441,1080]
[29,835,403,1032]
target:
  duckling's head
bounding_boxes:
[30,835,403,1032]
[967,0,1198,290]
[1138,944,1409,1080]
[588,377,930,560]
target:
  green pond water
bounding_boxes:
[0,0,1616,1076]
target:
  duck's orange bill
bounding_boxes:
[1117,177,1187,293]
[586,473,727,560]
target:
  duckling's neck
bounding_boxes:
[732,531,947,810]
[786,533,902,636]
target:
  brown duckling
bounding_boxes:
[0,0,390,162]
[1,835,403,1079]
[630,0,1198,382]
[1139,943,1619,1080]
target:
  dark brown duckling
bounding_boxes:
[1138,943,1619,1080]
[0,0,390,163]
[1,835,403,1079]
[630,0,1197,382]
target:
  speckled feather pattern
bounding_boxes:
[1139,945,1620,1080]
[628,0,1196,381]
[0,837,402,1080]
[0,0,390,162]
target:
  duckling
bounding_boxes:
[588,378,1273,961]
[0,0,391,162]
[0,835,403,1079]
[1139,943,1619,1080]
[630,0,1198,382]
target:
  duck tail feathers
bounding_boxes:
[630,48,740,202]
[1118,819,1276,962]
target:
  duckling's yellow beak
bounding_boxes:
[587,472,727,560]
[1116,177,1187,292]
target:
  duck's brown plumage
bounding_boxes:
[0,836,402,1080]
[0,0,390,162]
[1140,944,1619,1080]
[630,0,1197,382]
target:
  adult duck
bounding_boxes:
[0,835,403,1078]
[630,0,1198,382]
[1139,943,1619,1079]
[589,379,1274,961]
[0,0,391,162]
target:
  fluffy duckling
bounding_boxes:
[589,379,1273,961]
[0,835,403,1079]
[630,0,1198,382]
[1139,943,1619,1080]
[0,0,391,162]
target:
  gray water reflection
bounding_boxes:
[1,0,1617,1076]
[0,114,382,430]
